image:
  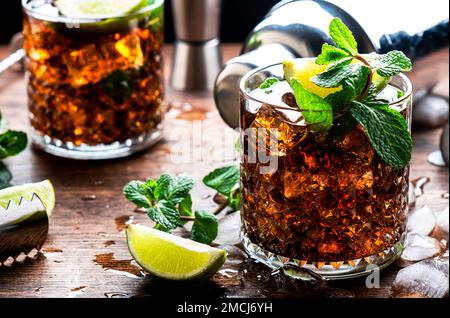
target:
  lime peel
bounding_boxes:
[56,0,148,19]
[126,224,227,281]
[283,59,343,98]
[0,180,55,216]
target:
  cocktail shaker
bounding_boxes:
[215,0,449,128]
[170,0,222,91]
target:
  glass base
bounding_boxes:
[242,232,404,280]
[31,127,163,160]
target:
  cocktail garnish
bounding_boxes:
[56,0,149,19]
[284,18,413,168]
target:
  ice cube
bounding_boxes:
[214,213,241,246]
[402,233,442,262]
[432,206,449,241]
[336,128,375,164]
[392,256,449,298]
[407,205,436,236]
[64,34,144,87]
[251,104,306,156]
[105,34,144,69]
[64,44,109,87]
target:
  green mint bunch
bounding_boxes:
[289,18,413,169]
[123,166,241,245]
[0,112,28,189]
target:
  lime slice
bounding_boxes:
[56,0,148,19]
[0,180,55,216]
[372,70,391,93]
[126,224,227,281]
[284,57,392,99]
[283,59,343,99]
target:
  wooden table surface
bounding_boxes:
[0,45,448,298]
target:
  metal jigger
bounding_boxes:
[170,0,222,91]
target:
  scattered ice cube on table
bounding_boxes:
[402,233,442,262]
[435,206,449,233]
[214,212,241,246]
[407,205,436,236]
[432,206,449,240]
[392,255,449,298]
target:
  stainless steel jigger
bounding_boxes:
[170,0,222,91]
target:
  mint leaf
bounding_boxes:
[0,162,12,190]
[178,194,193,217]
[203,165,240,197]
[147,200,180,231]
[178,194,193,226]
[350,101,412,168]
[329,17,358,55]
[289,79,333,133]
[0,131,28,159]
[316,43,350,65]
[371,51,412,77]
[154,174,171,199]
[191,211,218,244]
[155,174,195,204]
[228,185,241,211]
[259,77,280,89]
[100,70,132,104]
[312,63,370,89]
[123,181,153,208]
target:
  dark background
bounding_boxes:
[0,0,280,44]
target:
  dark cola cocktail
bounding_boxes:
[240,18,413,279]
[22,0,165,159]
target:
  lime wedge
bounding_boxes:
[284,57,392,99]
[126,224,227,281]
[283,59,343,99]
[56,0,148,19]
[372,70,391,93]
[0,180,55,216]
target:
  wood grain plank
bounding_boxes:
[0,45,448,298]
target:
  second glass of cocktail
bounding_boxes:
[22,0,165,159]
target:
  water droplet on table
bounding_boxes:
[114,215,134,232]
[94,253,143,278]
[68,286,88,298]
[81,194,97,201]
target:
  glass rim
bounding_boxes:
[239,61,414,107]
[22,0,164,23]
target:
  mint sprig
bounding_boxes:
[124,174,196,233]
[287,17,413,168]
[123,166,242,245]
[0,131,28,159]
[0,111,28,189]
